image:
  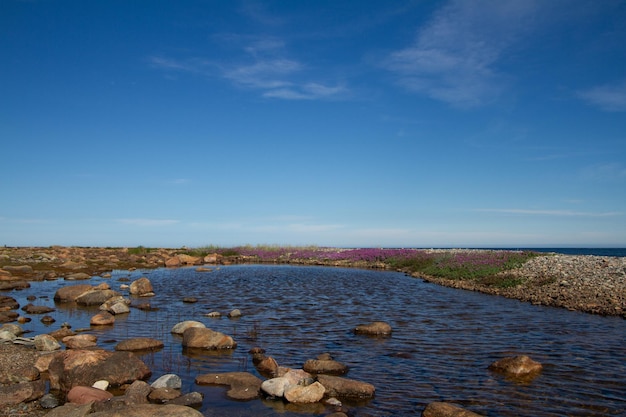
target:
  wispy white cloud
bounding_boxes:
[382,0,540,107]
[150,35,346,101]
[223,58,302,89]
[263,83,347,100]
[577,79,626,112]
[115,218,180,227]
[149,56,215,74]
[476,208,623,217]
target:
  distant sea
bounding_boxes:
[496,248,626,257]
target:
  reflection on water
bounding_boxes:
[12,265,626,416]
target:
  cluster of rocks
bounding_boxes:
[0,302,546,417]
[0,332,202,417]
[0,316,386,416]
[169,319,378,415]
[416,254,626,317]
[0,246,223,283]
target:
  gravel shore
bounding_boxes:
[416,254,626,317]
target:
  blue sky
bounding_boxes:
[2,0,625,248]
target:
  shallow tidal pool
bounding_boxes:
[12,264,626,416]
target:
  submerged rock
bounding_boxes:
[422,401,484,417]
[115,337,164,352]
[195,372,261,401]
[488,355,543,379]
[354,321,392,336]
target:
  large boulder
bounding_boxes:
[43,403,94,417]
[195,372,261,400]
[63,334,98,349]
[422,402,484,417]
[0,344,46,405]
[0,380,46,405]
[316,375,375,399]
[47,349,152,392]
[76,289,121,306]
[182,327,237,350]
[46,402,204,417]
[129,277,154,296]
[87,404,204,416]
[54,284,94,302]
[171,320,205,335]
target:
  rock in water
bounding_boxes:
[182,327,237,350]
[354,321,392,336]
[488,355,542,379]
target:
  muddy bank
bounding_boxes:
[1,247,624,317]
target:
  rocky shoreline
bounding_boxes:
[1,246,624,318]
[0,246,623,416]
[414,253,626,318]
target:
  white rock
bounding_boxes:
[0,330,16,342]
[92,380,110,391]
[284,381,325,403]
[171,320,206,335]
[151,374,182,389]
[34,334,61,351]
[261,377,291,397]
[0,323,23,336]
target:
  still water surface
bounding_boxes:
[15,265,626,416]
